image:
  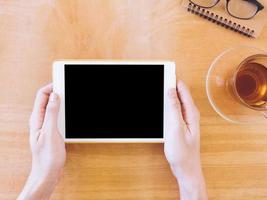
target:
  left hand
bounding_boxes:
[18,83,66,200]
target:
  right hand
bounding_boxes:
[164,80,207,200]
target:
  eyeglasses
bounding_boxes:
[189,0,264,20]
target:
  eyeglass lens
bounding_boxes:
[227,0,258,19]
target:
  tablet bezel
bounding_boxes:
[53,60,176,143]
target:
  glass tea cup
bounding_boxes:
[206,46,267,124]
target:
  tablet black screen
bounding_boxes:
[65,64,164,139]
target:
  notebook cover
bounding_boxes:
[182,0,267,38]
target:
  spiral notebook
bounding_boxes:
[182,0,267,38]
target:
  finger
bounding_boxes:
[29,84,53,133]
[42,92,60,133]
[177,80,200,134]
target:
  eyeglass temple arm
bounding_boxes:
[242,0,264,10]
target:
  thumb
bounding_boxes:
[167,88,183,122]
[165,88,185,142]
[164,88,185,161]
[43,92,60,131]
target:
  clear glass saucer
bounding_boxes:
[206,45,267,124]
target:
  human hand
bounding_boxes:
[18,84,66,200]
[164,81,207,200]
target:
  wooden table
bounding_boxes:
[1,0,267,199]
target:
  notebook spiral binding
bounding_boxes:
[187,2,255,38]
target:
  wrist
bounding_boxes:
[170,158,202,179]
[171,162,208,200]
[177,176,207,200]
[18,171,59,200]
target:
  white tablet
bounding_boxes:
[53,60,176,143]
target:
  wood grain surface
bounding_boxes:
[1,0,267,199]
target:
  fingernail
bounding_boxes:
[178,80,185,88]
[49,92,57,102]
[177,80,186,91]
[168,88,177,98]
[177,80,182,87]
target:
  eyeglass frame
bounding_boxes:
[189,0,264,20]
